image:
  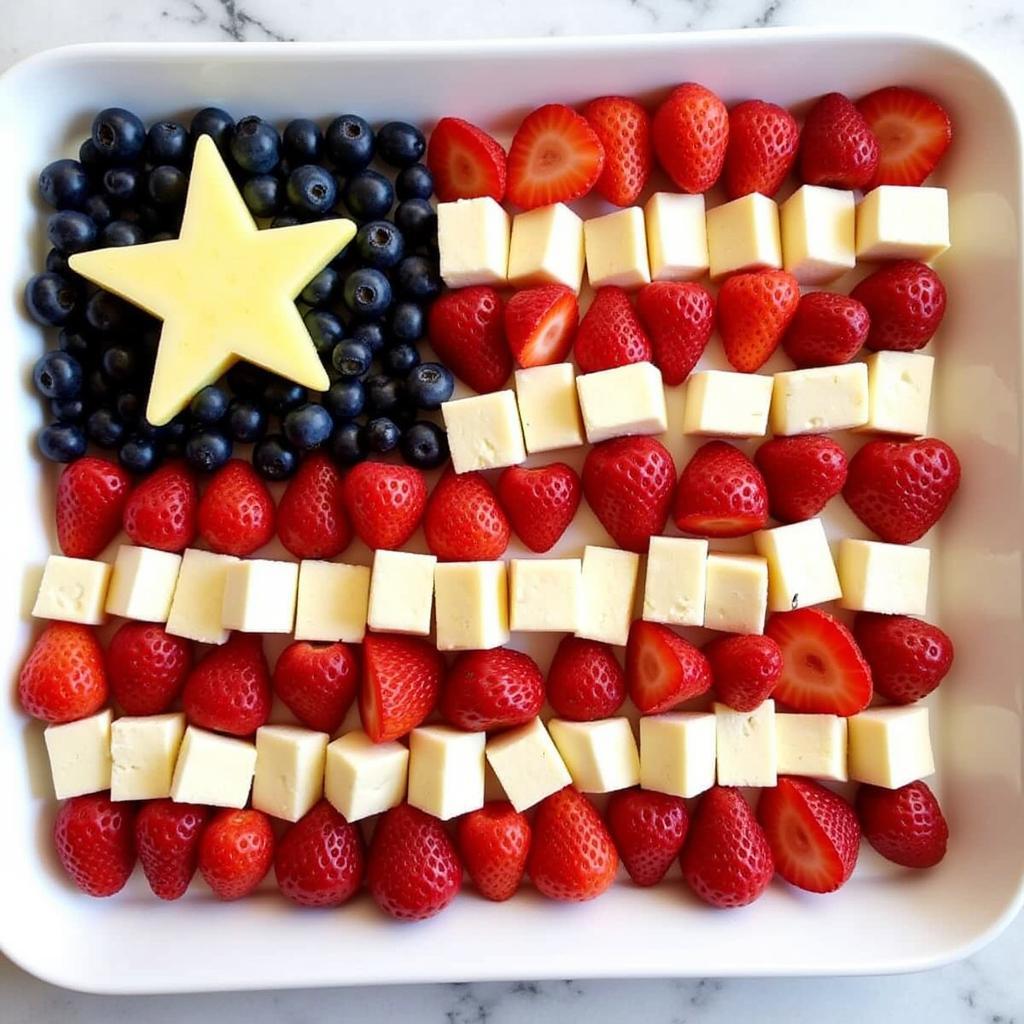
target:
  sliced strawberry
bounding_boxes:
[717,270,800,373]
[496,463,581,554]
[636,281,715,385]
[724,99,800,199]
[626,620,711,715]
[427,116,507,202]
[583,95,653,207]
[673,441,769,538]
[427,286,513,394]
[360,634,444,743]
[574,286,652,374]
[504,284,579,367]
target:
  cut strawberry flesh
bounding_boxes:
[521,304,575,365]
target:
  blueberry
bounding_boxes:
[286,164,337,216]
[190,107,235,155]
[365,374,402,415]
[400,421,449,469]
[283,402,333,450]
[38,159,90,210]
[388,301,425,342]
[325,114,374,173]
[226,398,267,443]
[328,421,367,466]
[51,397,86,423]
[25,272,78,326]
[322,379,365,421]
[102,166,140,203]
[227,361,269,397]
[382,342,420,376]
[303,309,345,359]
[343,170,394,222]
[362,416,401,454]
[230,116,280,174]
[186,429,233,472]
[86,368,114,404]
[86,407,125,447]
[270,214,300,229]
[300,267,339,307]
[396,163,434,201]
[58,328,93,362]
[45,249,71,277]
[376,122,426,169]
[116,391,143,425]
[190,385,229,425]
[350,321,386,355]
[38,422,87,463]
[33,350,83,399]
[355,220,405,270]
[147,121,189,166]
[394,198,437,247]
[148,165,188,206]
[283,118,323,164]
[47,210,97,254]
[242,174,281,218]
[119,435,162,474]
[78,138,103,174]
[92,107,146,163]
[395,255,441,301]
[330,338,372,379]
[343,267,392,319]
[404,362,454,410]
[263,377,307,414]
[85,290,133,334]
[83,194,115,228]
[101,220,146,247]
[253,434,298,480]
[101,345,137,382]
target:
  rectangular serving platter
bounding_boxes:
[0,30,1022,993]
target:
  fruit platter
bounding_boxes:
[0,34,1022,992]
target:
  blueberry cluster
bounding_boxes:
[26,106,453,477]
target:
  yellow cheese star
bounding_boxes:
[70,135,354,425]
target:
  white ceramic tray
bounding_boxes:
[0,31,1022,994]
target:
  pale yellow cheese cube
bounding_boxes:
[770,363,869,436]
[221,558,298,634]
[437,197,510,287]
[715,700,777,787]
[110,712,186,801]
[584,207,651,289]
[704,553,769,635]
[367,549,437,636]
[105,545,181,622]
[509,558,581,632]
[577,545,640,646]
[548,717,640,794]
[642,536,708,627]
[780,185,856,284]
[485,717,572,812]
[514,363,584,454]
[43,708,112,800]
[856,185,950,262]
[252,724,329,822]
[862,351,934,437]
[754,518,841,613]
[775,713,848,781]
[682,370,773,438]
[706,192,782,280]
[644,192,709,281]
[838,539,930,615]
[507,202,585,291]
[294,560,370,643]
[32,555,112,626]
[324,730,408,823]
[576,361,668,444]
[170,726,256,808]
[166,549,239,645]
[848,706,934,788]
[639,711,716,798]
[408,725,485,820]
[442,390,526,474]
[433,560,509,651]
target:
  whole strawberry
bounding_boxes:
[754,435,848,523]
[135,799,208,901]
[850,261,946,352]
[626,620,711,714]
[546,635,626,721]
[705,634,783,712]
[843,437,961,544]
[574,287,652,374]
[276,452,351,560]
[18,622,107,723]
[717,270,800,373]
[54,793,136,897]
[367,803,462,920]
[274,800,365,907]
[681,787,773,908]
[856,780,948,868]
[427,286,512,394]
[441,647,545,731]
[853,613,954,704]
[673,441,769,538]
[782,291,870,368]
[582,435,676,553]
[345,461,427,550]
[360,634,444,743]
[197,458,275,556]
[724,99,800,199]
[528,787,618,902]
[636,281,715,385]
[799,92,880,189]
[424,468,510,561]
[199,808,275,900]
[273,640,359,734]
[457,801,531,902]
[504,284,578,368]
[584,95,653,207]
[107,621,192,715]
[55,457,132,559]
[652,82,729,193]
[497,463,581,553]
[122,460,198,552]
[182,632,271,736]
[607,788,689,887]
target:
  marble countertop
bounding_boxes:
[4,1,1023,1020]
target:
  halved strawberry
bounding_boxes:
[427,116,507,202]
[504,285,579,367]
[764,608,873,716]
[673,441,769,538]
[626,620,711,715]
[506,104,605,210]
[360,634,444,743]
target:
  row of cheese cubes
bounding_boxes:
[43,701,936,823]
[439,185,950,294]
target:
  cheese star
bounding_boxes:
[70,135,354,425]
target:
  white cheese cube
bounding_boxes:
[682,370,773,438]
[780,185,856,284]
[485,717,572,812]
[644,192,709,281]
[509,558,581,632]
[437,197,510,288]
[110,712,186,801]
[43,708,112,800]
[324,730,408,823]
[442,391,526,474]
[776,713,848,781]
[548,717,640,794]
[838,539,930,615]
[704,553,769,635]
[639,711,716,798]
[407,725,486,821]
[856,185,950,262]
[706,192,782,280]
[166,549,239,645]
[770,363,869,436]
[514,363,584,454]
[367,549,437,636]
[642,536,708,627]
[861,351,934,437]
[753,518,842,612]
[221,558,298,634]
[252,724,329,822]
[584,207,651,290]
[104,545,181,622]
[507,202,585,291]
[169,726,256,808]
[715,700,777,787]
[576,361,668,444]
[433,560,509,651]
[848,706,934,788]
[577,545,640,647]
[32,555,111,625]
[294,560,370,643]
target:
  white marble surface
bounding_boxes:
[3,0,1024,1020]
